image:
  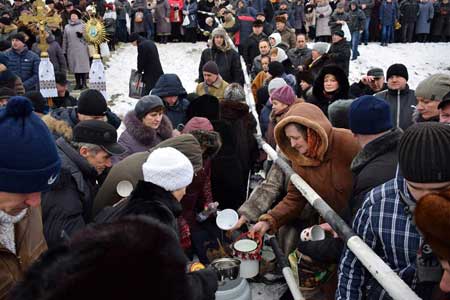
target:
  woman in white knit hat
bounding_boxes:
[118,147,194,235]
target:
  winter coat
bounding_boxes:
[92,134,204,216]
[198,43,243,84]
[41,114,74,141]
[116,111,173,161]
[259,102,360,232]
[169,0,184,23]
[399,0,420,23]
[375,85,416,130]
[4,47,39,91]
[348,7,367,32]
[136,36,164,92]
[115,0,131,20]
[416,1,434,33]
[0,207,47,300]
[242,32,268,67]
[329,10,351,32]
[42,137,99,247]
[155,0,172,35]
[63,20,90,74]
[211,100,258,210]
[379,0,398,25]
[182,0,198,29]
[32,34,67,74]
[195,76,229,100]
[359,0,375,17]
[305,5,316,29]
[310,65,350,116]
[348,128,402,218]
[237,9,257,44]
[327,39,351,76]
[301,54,332,80]
[0,23,17,41]
[287,47,312,69]
[50,91,77,109]
[293,3,306,31]
[151,73,189,128]
[349,80,387,97]
[274,27,296,49]
[432,1,450,36]
[51,107,122,130]
[251,70,269,102]
[315,2,333,37]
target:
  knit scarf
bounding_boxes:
[0,209,27,254]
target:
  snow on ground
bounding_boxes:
[104,41,450,299]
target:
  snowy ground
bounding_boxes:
[104,41,450,299]
[106,41,450,119]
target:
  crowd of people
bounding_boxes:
[1,0,450,299]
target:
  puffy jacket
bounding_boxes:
[379,0,398,25]
[375,85,416,130]
[5,47,39,91]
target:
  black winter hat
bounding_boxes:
[25,91,49,114]
[332,29,345,38]
[0,16,12,25]
[186,94,220,121]
[77,89,107,116]
[73,120,125,155]
[69,9,82,18]
[268,61,284,77]
[55,71,68,84]
[386,63,408,81]
[296,71,314,84]
[10,32,26,44]
[253,19,264,27]
[398,122,450,183]
[202,61,219,75]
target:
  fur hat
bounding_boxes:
[69,9,82,18]
[415,189,450,260]
[211,27,227,38]
[312,42,329,55]
[313,65,349,100]
[186,94,220,121]
[142,147,194,191]
[223,83,246,102]
[399,122,450,183]
[0,97,60,193]
[275,15,287,23]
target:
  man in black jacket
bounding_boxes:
[327,29,351,76]
[242,20,268,71]
[129,32,164,95]
[349,67,387,97]
[51,72,77,108]
[42,120,125,247]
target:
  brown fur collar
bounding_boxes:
[41,114,73,141]
[220,100,250,120]
[124,111,173,146]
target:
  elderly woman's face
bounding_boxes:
[285,124,309,155]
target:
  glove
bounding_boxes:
[76,31,83,38]
[319,13,324,18]
[427,18,432,23]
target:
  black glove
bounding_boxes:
[319,13,324,18]
[76,31,83,38]
[427,18,432,23]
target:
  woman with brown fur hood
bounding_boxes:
[251,102,360,298]
[115,95,173,162]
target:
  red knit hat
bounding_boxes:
[270,85,296,106]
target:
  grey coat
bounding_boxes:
[154,0,171,35]
[416,1,434,34]
[287,47,312,68]
[63,20,90,74]
[315,3,333,37]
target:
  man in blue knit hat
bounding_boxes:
[0,96,61,299]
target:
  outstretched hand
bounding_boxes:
[248,221,270,239]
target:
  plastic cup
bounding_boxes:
[216,209,239,230]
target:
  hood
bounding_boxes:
[275,47,288,62]
[274,102,331,166]
[151,74,187,98]
[41,114,73,141]
[313,65,349,101]
[150,134,203,172]
[269,32,282,47]
[220,100,250,120]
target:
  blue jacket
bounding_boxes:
[182,0,198,29]
[336,172,421,300]
[5,47,40,91]
[379,0,398,25]
[150,73,189,128]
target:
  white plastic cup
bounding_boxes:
[300,225,325,242]
[216,209,239,230]
[116,180,134,198]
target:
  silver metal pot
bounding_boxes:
[211,258,241,282]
